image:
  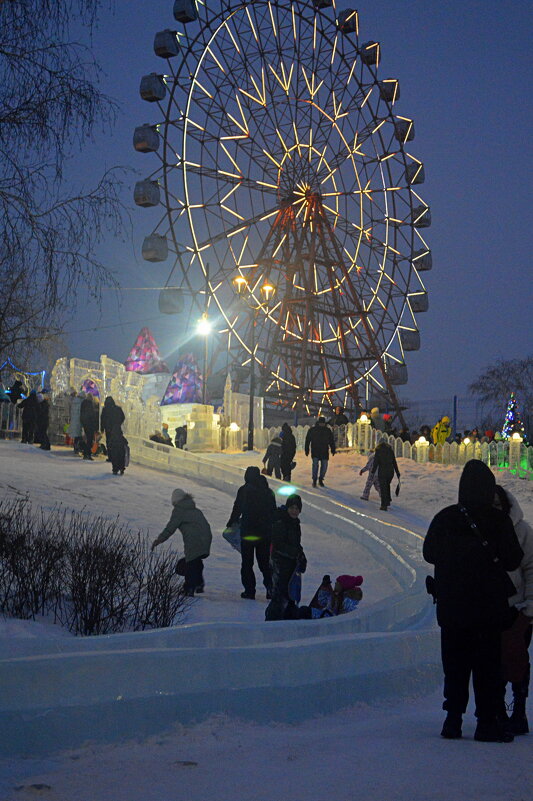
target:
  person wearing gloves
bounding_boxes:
[424,459,523,743]
[151,489,213,597]
[265,494,307,621]
[494,485,533,735]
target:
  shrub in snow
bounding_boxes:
[0,500,190,635]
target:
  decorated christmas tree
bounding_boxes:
[501,392,526,440]
[161,353,203,405]
[124,327,169,374]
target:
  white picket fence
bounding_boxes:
[221,423,533,479]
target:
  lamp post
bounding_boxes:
[196,313,212,405]
[233,276,275,451]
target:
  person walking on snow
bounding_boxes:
[18,390,38,443]
[226,466,276,600]
[280,422,297,482]
[370,441,400,511]
[305,416,335,487]
[152,489,212,597]
[100,396,125,451]
[359,450,381,502]
[262,435,282,478]
[80,394,99,460]
[265,494,307,621]
[34,392,50,450]
[494,484,533,736]
[423,459,523,743]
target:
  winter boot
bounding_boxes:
[440,712,462,739]
[509,692,529,736]
[241,591,255,600]
[318,478,325,487]
[474,718,514,743]
[312,480,317,488]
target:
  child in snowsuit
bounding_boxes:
[151,489,213,596]
[265,494,307,621]
[262,435,282,478]
[306,574,363,618]
[359,451,381,502]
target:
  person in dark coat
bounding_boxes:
[328,406,349,426]
[265,494,307,621]
[34,393,50,450]
[107,427,128,475]
[9,380,26,405]
[18,390,38,443]
[80,394,99,460]
[370,441,400,511]
[262,435,282,478]
[100,397,125,450]
[227,465,276,599]
[304,416,335,487]
[423,459,523,742]
[280,422,297,482]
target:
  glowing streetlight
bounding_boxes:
[196,312,212,404]
[232,275,276,451]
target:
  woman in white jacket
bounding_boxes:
[495,485,533,735]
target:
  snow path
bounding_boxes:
[0,441,531,799]
[0,691,530,801]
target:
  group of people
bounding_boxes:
[149,423,187,449]
[67,391,128,475]
[17,388,51,450]
[153,465,364,623]
[424,459,532,743]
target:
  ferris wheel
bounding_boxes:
[134,0,431,418]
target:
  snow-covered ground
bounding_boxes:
[0,441,531,800]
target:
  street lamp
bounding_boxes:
[195,312,212,405]
[232,276,276,451]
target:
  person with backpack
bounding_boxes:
[226,466,276,600]
[280,422,297,482]
[423,459,523,743]
[371,441,400,511]
[151,489,212,597]
[265,494,307,621]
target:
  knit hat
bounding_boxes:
[383,414,392,421]
[318,416,326,424]
[171,488,187,505]
[371,407,379,415]
[336,574,363,590]
[285,494,302,511]
[36,393,44,402]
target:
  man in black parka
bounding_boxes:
[227,465,276,599]
[424,459,523,742]
[304,416,335,487]
[371,441,400,511]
